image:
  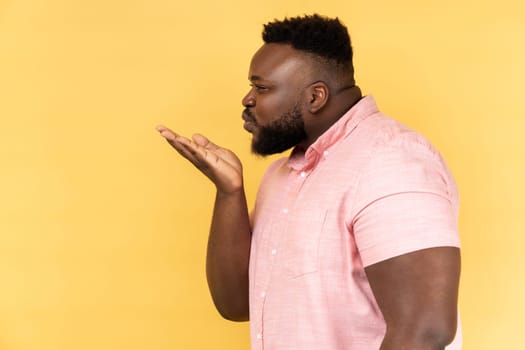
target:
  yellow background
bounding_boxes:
[0,0,523,349]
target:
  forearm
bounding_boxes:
[206,188,251,321]
[155,127,251,320]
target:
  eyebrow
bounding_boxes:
[249,75,265,82]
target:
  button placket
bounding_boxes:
[256,166,310,348]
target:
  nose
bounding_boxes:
[242,88,255,108]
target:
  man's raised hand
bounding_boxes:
[156,125,244,194]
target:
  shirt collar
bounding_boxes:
[287,95,379,171]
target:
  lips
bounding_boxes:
[242,110,256,133]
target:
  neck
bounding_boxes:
[332,85,362,118]
[300,85,362,149]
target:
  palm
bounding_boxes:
[157,126,244,194]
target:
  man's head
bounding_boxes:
[242,14,358,156]
[262,14,354,83]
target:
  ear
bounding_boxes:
[305,81,329,114]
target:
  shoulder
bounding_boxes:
[354,115,458,208]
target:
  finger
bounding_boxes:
[155,125,180,141]
[160,134,201,164]
[192,134,236,166]
[178,137,222,170]
[156,127,194,157]
[160,131,225,175]
[177,137,210,160]
[192,133,219,151]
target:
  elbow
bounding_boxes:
[218,310,249,322]
[385,315,458,349]
[422,310,458,348]
[216,305,249,322]
[416,321,457,349]
[211,296,249,322]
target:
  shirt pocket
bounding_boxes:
[283,210,327,278]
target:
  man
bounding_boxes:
[157,14,461,350]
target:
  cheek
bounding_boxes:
[255,94,293,124]
[254,107,272,126]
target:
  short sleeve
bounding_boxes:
[351,136,460,267]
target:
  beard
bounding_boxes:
[251,104,307,156]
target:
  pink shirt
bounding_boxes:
[249,96,462,349]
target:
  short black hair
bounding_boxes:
[262,14,353,67]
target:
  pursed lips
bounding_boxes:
[242,109,255,121]
[242,109,256,132]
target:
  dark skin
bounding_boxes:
[157,43,461,348]
[367,247,460,349]
[153,130,251,321]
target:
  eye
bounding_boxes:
[250,83,269,92]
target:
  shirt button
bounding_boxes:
[260,291,266,298]
[271,248,277,255]
[282,208,288,214]
[300,171,307,178]
[323,150,329,156]
[256,333,262,340]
